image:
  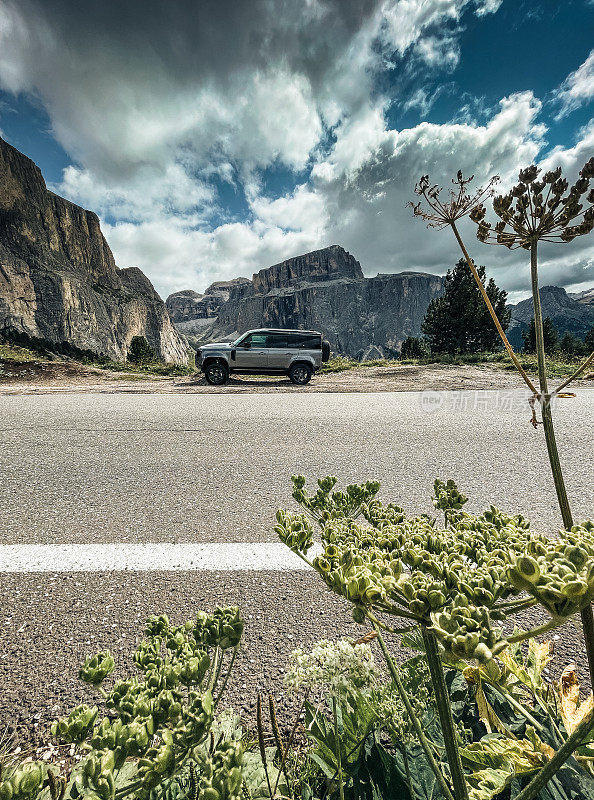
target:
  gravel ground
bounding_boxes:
[3,358,587,394]
[0,389,592,748]
[0,571,355,748]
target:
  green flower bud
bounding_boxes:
[561,580,588,599]
[516,555,540,583]
[473,643,493,663]
[52,704,98,743]
[79,652,115,686]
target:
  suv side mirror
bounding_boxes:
[241,340,251,348]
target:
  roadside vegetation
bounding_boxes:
[321,351,594,379]
[98,359,195,378]
[0,342,40,363]
[0,336,195,378]
[2,160,594,800]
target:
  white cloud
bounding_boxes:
[553,49,594,118]
[4,0,589,303]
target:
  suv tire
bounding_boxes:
[289,362,312,385]
[204,360,229,385]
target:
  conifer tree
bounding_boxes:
[422,259,510,354]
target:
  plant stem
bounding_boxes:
[450,222,537,394]
[556,349,594,393]
[493,618,561,652]
[513,707,594,800]
[333,697,345,800]
[373,624,456,800]
[213,646,238,709]
[422,628,469,800]
[529,240,594,689]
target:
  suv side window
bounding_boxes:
[242,333,268,347]
[267,333,288,348]
[287,333,321,349]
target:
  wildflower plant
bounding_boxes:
[409,158,594,798]
[0,608,244,800]
[277,475,594,800]
[285,638,380,700]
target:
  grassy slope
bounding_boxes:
[0,343,40,363]
[0,342,195,377]
[320,352,593,379]
[1,344,590,381]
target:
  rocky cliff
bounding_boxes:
[169,245,444,359]
[571,288,594,305]
[0,137,187,362]
[508,285,594,347]
[166,278,251,323]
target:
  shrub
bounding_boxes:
[400,336,428,359]
[128,336,156,365]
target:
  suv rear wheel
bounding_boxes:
[204,361,229,385]
[289,362,312,385]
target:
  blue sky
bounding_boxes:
[0,0,593,300]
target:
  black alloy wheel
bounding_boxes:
[289,363,312,385]
[204,361,229,385]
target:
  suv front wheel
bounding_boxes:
[288,362,312,385]
[204,360,229,385]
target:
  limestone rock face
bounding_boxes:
[251,245,364,293]
[166,278,251,323]
[0,137,187,362]
[508,285,594,347]
[172,245,444,359]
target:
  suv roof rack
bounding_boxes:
[251,328,321,335]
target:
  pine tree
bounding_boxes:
[585,325,594,353]
[558,331,586,357]
[522,317,558,354]
[127,335,156,365]
[400,336,428,359]
[421,260,511,354]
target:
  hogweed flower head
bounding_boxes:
[277,477,594,665]
[409,170,500,229]
[285,638,380,697]
[470,158,594,249]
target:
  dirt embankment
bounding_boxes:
[1,357,593,394]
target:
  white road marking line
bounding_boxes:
[0,543,318,573]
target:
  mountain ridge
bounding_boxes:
[0,137,187,363]
[167,245,445,359]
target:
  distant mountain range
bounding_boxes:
[167,247,594,358]
[0,136,591,364]
[507,285,594,348]
[166,245,445,360]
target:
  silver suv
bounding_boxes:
[197,328,330,385]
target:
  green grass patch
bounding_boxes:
[0,343,40,362]
[400,351,590,378]
[99,355,195,377]
[321,350,591,379]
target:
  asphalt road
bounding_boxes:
[0,390,593,746]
